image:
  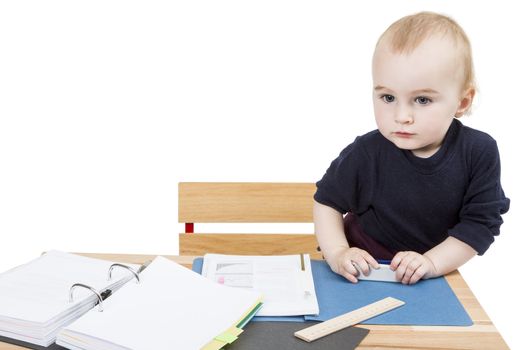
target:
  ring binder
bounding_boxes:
[69,283,104,312]
[0,251,149,348]
[108,263,140,283]
[137,259,153,274]
[55,256,264,350]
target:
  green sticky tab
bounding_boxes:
[215,332,238,343]
[237,302,263,328]
[227,327,243,337]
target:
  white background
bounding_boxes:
[1,1,517,348]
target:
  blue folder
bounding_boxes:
[192,258,472,326]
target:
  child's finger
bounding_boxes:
[352,260,371,276]
[408,266,427,284]
[342,272,358,283]
[401,264,417,284]
[339,262,359,283]
[390,251,406,271]
[341,259,359,277]
[362,253,380,270]
[395,253,413,280]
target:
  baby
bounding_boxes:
[314,11,510,285]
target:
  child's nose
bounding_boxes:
[394,106,414,124]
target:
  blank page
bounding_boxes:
[58,256,263,350]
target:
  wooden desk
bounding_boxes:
[0,253,510,350]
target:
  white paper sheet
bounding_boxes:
[202,254,319,316]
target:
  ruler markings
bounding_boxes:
[294,296,405,342]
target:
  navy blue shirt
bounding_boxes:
[314,119,510,255]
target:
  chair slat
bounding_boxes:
[179,233,321,259]
[178,182,315,223]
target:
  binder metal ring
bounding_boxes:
[69,283,104,312]
[108,263,140,284]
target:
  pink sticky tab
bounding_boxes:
[217,276,225,284]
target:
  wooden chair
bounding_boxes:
[178,182,321,259]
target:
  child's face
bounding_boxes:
[372,35,473,158]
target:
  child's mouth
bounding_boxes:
[394,131,414,138]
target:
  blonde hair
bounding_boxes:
[376,12,476,100]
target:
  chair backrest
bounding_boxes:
[178,182,321,258]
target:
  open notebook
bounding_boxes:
[0,251,263,350]
[56,255,263,350]
[0,250,138,348]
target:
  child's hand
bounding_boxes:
[390,251,437,285]
[330,247,380,283]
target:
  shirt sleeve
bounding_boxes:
[314,137,373,215]
[447,139,510,255]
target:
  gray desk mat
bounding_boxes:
[1,323,369,350]
[227,321,369,350]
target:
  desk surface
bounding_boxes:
[0,253,509,350]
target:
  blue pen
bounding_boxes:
[377,259,391,265]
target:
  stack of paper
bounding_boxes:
[201,254,319,317]
[0,251,138,347]
[57,256,263,350]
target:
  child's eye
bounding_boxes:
[415,96,432,105]
[381,94,395,103]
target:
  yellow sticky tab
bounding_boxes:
[215,332,238,343]
[226,327,243,337]
[201,339,227,350]
[206,327,241,348]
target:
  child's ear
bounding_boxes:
[455,88,476,117]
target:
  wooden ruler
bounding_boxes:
[294,297,405,342]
